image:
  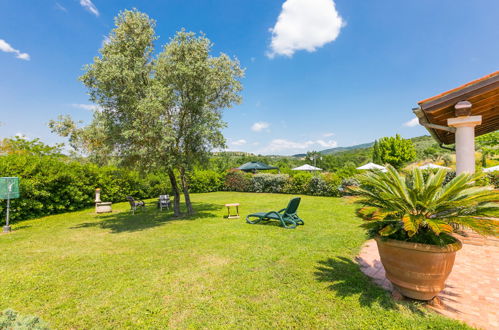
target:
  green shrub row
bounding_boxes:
[0,154,171,221]
[3,153,496,222]
[221,170,345,197]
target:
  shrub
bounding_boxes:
[0,309,49,329]
[142,172,172,197]
[487,171,499,188]
[224,171,351,196]
[251,173,289,193]
[339,177,360,196]
[224,170,252,192]
[304,173,342,197]
[189,170,223,193]
[284,172,312,194]
[354,166,499,246]
[322,173,342,197]
[307,176,329,196]
[0,154,171,221]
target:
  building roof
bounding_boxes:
[237,161,278,171]
[414,71,499,145]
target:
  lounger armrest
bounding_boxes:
[277,208,286,214]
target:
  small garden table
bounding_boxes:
[224,203,240,219]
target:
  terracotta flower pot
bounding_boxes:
[375,237,462,300]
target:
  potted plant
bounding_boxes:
[354,166,498,300]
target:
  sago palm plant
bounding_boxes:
[354,166,499,246]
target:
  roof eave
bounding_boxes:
[412,107,456,145]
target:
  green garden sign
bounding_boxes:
[0,177,20,232]
[0,177,20,199]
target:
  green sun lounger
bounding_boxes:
[246,197,304,229]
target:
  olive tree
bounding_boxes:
[155,30,243,214]
[50,9,243,216]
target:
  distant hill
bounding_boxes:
[293,135,437,158]
[409,135,440,151]
[320,142,374,155]
[292,142,373,157]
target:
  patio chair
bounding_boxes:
[158,195,171,211]
[126,196,145,214]
[246,197,304,229]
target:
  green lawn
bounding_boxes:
[0,192,467,329]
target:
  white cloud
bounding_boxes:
[80,0,99,16]
[0,39,30,61]
[404,117,419,127]
[16,53,30,60]
[71,103,101,112]
[316,139,337,148]
[55,3,67,12]
[251,121,270,132]
[323,132,335,137]
[261,138,337,153]
[264,139,314,152]
[267,0,344,58]
[231,139,247,146]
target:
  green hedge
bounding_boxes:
[0,154,170,221]
[221,170,344,197]
[188,170,224,193]
[251,173,289,193]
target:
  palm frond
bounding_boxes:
[355,163,499,244]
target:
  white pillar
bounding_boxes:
[447,115,482,174]
[95,188,101,203]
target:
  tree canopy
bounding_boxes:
[374,134,416,169]
[49,9,244,215]
[0,136,63,156]
[477,131,499,167]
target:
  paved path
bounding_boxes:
[357,240,499,330]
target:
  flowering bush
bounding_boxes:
[305,173,342,196]
[221,171,346,197]
[223,170,252,192]
[322,173,343,197]
[339,177,360,196]
[251,173,289,193]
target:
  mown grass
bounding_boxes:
[0,192,468,329]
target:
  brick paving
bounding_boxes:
[357,239,499,330]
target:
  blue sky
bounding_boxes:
[0,0,498,155]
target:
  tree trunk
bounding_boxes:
[179,167,194,215]
[168,169,181,217]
